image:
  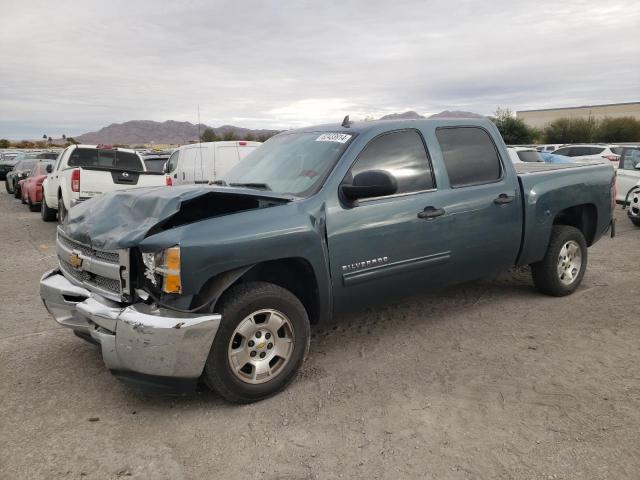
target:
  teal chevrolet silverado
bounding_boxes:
[40,117,616,403]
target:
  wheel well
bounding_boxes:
[553,204,597,246]
[212,258,321,324]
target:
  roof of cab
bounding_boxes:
[285,117,495,136]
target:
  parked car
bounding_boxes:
[20,157,59,212]
[552,144,622,164]
[6,158,37,197]
[0,152,24,181]
[40,118,615,403]
[164,141,261,186]
[615,145,640,203]
[507,146,545,163]
[538,152,572,164]
[41,144,167,223]
[5,152,58,194]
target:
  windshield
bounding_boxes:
[517,150,544,162]
[68,148,144,171]
[222,132,353,196]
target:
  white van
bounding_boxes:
[164,141,261,185]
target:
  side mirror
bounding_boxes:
[341,170,397,201]
[46,164,53,173]
[634,162,640,170]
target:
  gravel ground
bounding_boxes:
[1,189,639,480]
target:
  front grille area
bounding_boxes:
[57,228,129,300]
[58,234,120,264]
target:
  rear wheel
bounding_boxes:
[58,196,67,224]
[203,281,310,404]
[531,225,587,296]
[5,180,11,194]
[631,217,640,228]
[13,182,20,199]
[41,196,56,221]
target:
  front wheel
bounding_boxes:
[4,180,11,194]
[13,183,20,199]
[630,217,640,228]
[531,225,587,296]
[203,281,310,404]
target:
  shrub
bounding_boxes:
[491,107,535,144]
[595,117,640,142]
[543,117,598,143]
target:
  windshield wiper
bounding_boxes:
[229,182,272,191]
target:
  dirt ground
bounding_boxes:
[0,189,639,480]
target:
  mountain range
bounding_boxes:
[72,110,484,145]
[75,120,279,146]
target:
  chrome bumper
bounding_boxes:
[40,268,221,379]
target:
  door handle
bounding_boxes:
[494,194,514,205]
[418,206,445,219]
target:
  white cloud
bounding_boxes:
[0,0,638,138]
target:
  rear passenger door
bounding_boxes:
[432,126,522,277]
[181,148,198,184]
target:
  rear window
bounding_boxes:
[67,148,143,171]
[611,147,623,155]
[517,150,543,162]
[435,127,502,187]
[36,152,59,160]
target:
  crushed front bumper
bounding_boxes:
[40,268,221,392]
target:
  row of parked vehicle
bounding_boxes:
[0,140,261,222]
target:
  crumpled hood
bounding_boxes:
[63,185,293,250]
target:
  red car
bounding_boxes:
[21,159,56,212]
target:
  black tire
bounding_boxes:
[631,217,640,228]
[28,197,40,212]
[203,281,310,404]
[13,182,20,199]
[58,196,67,224]
[5,180,11,194]
[41,195,56,221]
[531,225,587,297]
[21,191,27,204]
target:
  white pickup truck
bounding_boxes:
[41,145,166,222]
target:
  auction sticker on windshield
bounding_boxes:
[315,133,352,143]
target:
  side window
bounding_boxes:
[350,130,434,196]
[589,147,605,155]
[553,147,571,156]
[166,151,179,173]
[621,148,640,170]
[435,127,502,187]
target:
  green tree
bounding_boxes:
[0,139,10,148]
[243,132,256,141]
[595,117,640,142]
[42,134,47,140]
[66,137,78,145]
[62,134,66,141]
[200,127,220,142]
[47,136,52,144]
[490,107,534,144]
[543,117,597,143]
[222,130,238,141]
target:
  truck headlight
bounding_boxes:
[141,246,182,294]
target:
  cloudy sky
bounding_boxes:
[1,0,638,139]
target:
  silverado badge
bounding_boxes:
[69,251,83,270]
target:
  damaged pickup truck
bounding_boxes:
[40,118,616,403]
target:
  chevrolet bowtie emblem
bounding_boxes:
[69,251,83,269]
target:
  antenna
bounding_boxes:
[197,104,204,178]
[342,115,351,128]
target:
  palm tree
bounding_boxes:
[47,136,52,144]
[62,134,66,141]
[42,134,47,140]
